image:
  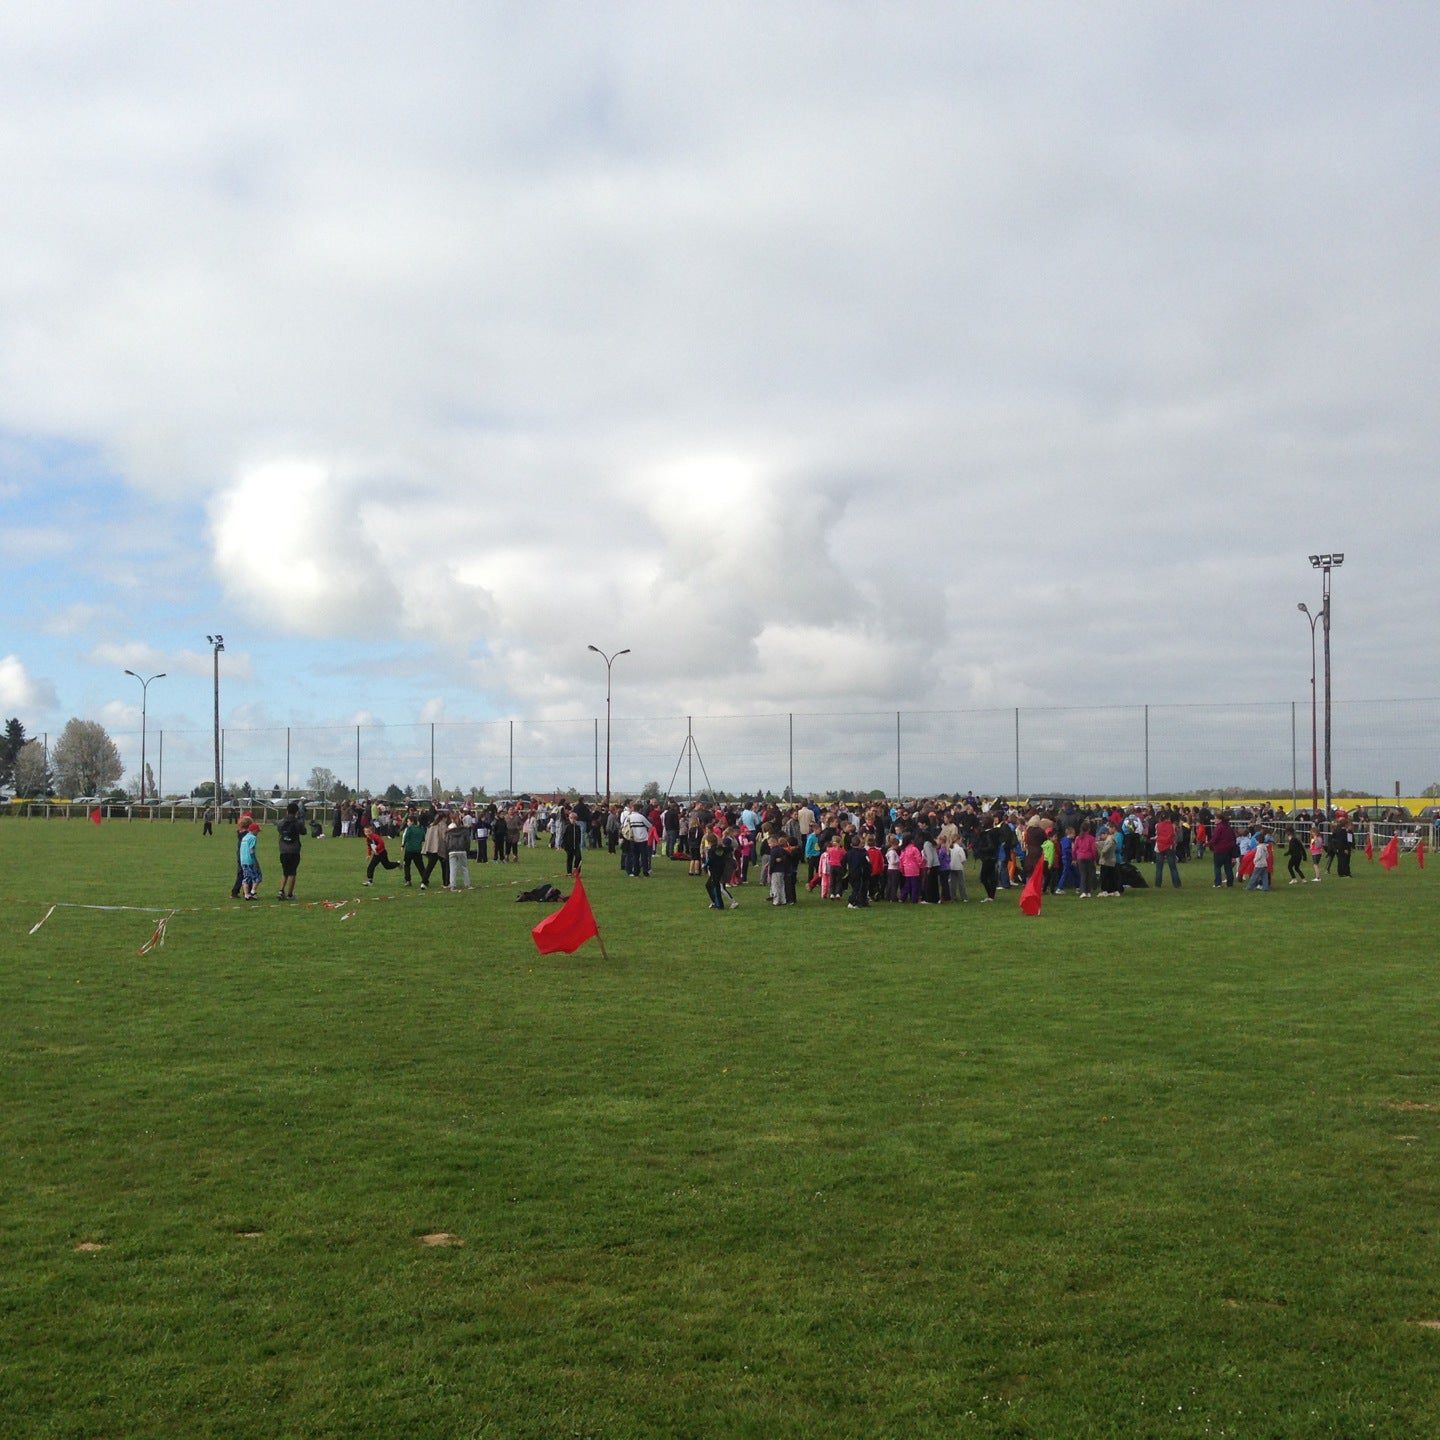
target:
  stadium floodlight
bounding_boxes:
[1297,606,1319,819]
[587,645,631,808]
[123,669,167,804]
[1304,555,1343,814]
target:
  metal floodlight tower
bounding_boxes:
[1307,554,1343,815]
[587,644,630,809]
[123,669,167,803]
[1296,605,1319,819]
[207,635,224,811]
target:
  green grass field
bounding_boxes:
[3,821,1438,1438]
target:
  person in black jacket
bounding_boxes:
[561,810,584,875]
[845,839,870,908]
[276,801,303,900]
[974,815,1002,901]
[1285,832,1306,884]
[1333,821,1354,877]
[705,837,738,910]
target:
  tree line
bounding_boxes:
[1,718,124,798]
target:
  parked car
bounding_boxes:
[1349,804,1411,823]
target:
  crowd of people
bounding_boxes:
[217,791,1367,907]
[551,796,1358,907]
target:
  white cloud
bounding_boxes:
[0,2,1437,728]
[86,640,253,681]
[100,698,141,730]
[41,602,106,636]
[210,461,406,637]
[0,654,57,713]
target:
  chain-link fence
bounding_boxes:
[61,697,1440,807]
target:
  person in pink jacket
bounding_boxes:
[899,840,925,903]
[1072,821,1100,898]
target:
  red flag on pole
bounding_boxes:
[1417,839,1427,870]
[1364,834,1374,862]
[531,870,605,956]
[89,808,102,825]
[1019,860,1045,917]
[1379,836,1400,871]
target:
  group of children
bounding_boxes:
[694,827,968,910]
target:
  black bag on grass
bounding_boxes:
[516,883,564,903]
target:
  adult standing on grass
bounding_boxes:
[202,804,214,837]
[561,809,584,876]
[1210,813,1239,888]
[276,801,303,901]
[422,809,450,890]
[974,813,1001,902]
[1333,819,1354,877]
[1153,810,1181,888]
[625,802,652,877]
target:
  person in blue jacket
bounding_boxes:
[239,821,262,901]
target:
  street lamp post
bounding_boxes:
[1297,604,1319,820]
[586,644,630,808]
[207,635,225,814]
[123,669,167,804]
[1307,554,1344,816]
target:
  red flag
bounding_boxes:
[89,808,102,825]
[1364,835,1374,862]
[531,871,602,955]
[1019,860,1045,917]
[1417,840,1427,870]
[1238,849,1255,879]
[1380,836,1400,871]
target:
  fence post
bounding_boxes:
[788,712,794,798]
[1144,704,1150,804]
[1014,708,1020,798]
[509,720,514,795]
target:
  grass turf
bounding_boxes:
[2,820,1438,1438]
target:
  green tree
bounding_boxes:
[383,783,405,805]
[52,719,123,797]
[0,717,27,786]
[641,780,661,800]
[1423,783,1440,798]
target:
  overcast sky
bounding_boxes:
[2,2,1437,791]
